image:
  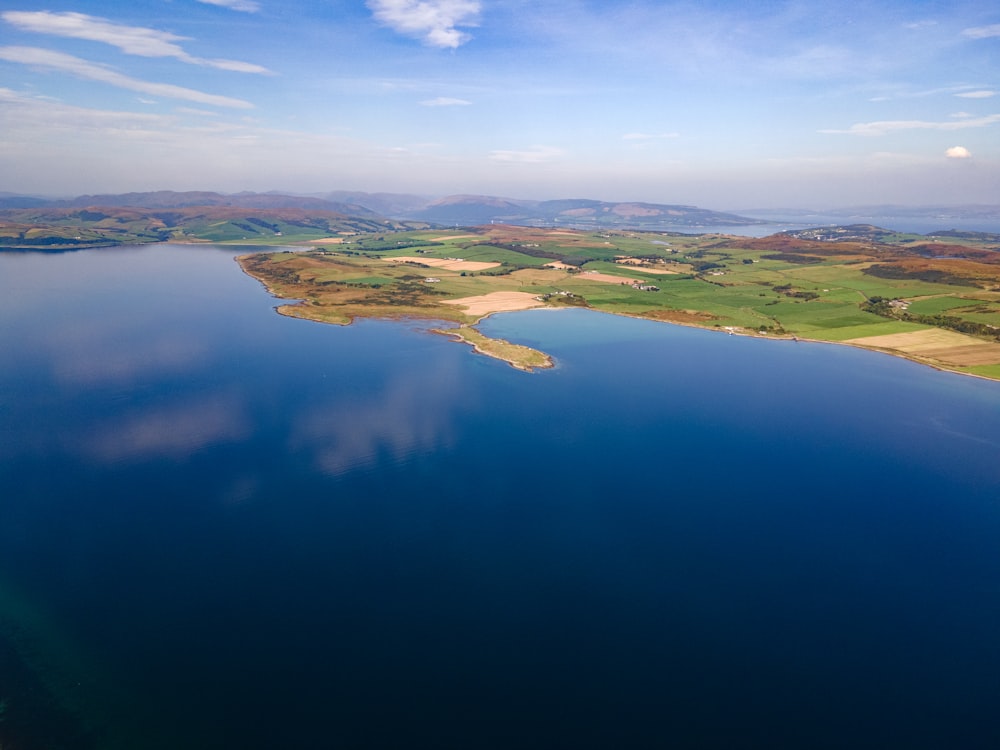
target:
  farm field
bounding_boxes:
[241,224,1000,377]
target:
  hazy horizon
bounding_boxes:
[2,1,998,208]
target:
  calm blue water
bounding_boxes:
[2,244,1000,749]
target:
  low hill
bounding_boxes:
[399,195,766,229]
[0,190,766,231]
[52,190,379,216]
[780,224,900,242]
[315,191,433,217]
[401,195,537,225]
[0,205,425,250]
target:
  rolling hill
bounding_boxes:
[0,204,424,250]
[396,194,767,228]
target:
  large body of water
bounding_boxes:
[2,244,1000,749]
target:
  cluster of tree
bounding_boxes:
[692,260,724,272]
[863,264,974,287]
[352,238,442,252]
[761,253,821,265]
[773,283,819,300]
[480,240,610,267]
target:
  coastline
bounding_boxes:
[234,246,1000,383]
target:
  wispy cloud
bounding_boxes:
[196,0,261,12]
[420,96,471,106]
[821,114,1000,136]
[2,11,270,73]
[866,84,991,102]
[489,145,564,164]
[955,90,996,99]
[962,24,1000,39]
[176,107,222,117]
[366,0,480,49]
[0,46,254,108]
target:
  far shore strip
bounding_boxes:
[443,291,546,317]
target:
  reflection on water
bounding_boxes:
[291,360,468,476]
[46,323,209,387]
[83,393,252,463]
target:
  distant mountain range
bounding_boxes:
[388,194,768,228]
[0,190,768,230]
[0,203,419,250]
[4,191,997,239]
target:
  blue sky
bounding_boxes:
[1,0,997,207]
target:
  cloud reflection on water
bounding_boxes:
[46,321,209,387]
[290,358,470,477]
[82,394,251,463]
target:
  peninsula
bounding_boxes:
[238,224,1000,379]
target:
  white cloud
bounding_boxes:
[955,90,996,99]
[962,24,1000,39]
[419,96,471,106]
[945,146,972,159]
[0,46,254,108]
[1,11,270,73]
[821,113,1000,136]
[196,0,261,12]
[366,0,480,48]
[489,145,564,164]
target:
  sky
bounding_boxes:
[0,0,998,208]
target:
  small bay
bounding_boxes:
[1,244,999,749]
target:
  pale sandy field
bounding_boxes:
[386,256,500,272]
[845,329,1000,367]
[579,271,643,284]
[442,291,545,317]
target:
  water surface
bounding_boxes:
[1,244,999,749]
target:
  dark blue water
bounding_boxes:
[2,245,1000,749]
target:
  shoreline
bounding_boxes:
[610,309,1000,384]
[235,249,1000,383]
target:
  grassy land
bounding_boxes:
[241,225,1000,378]
[434,326,553,371]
